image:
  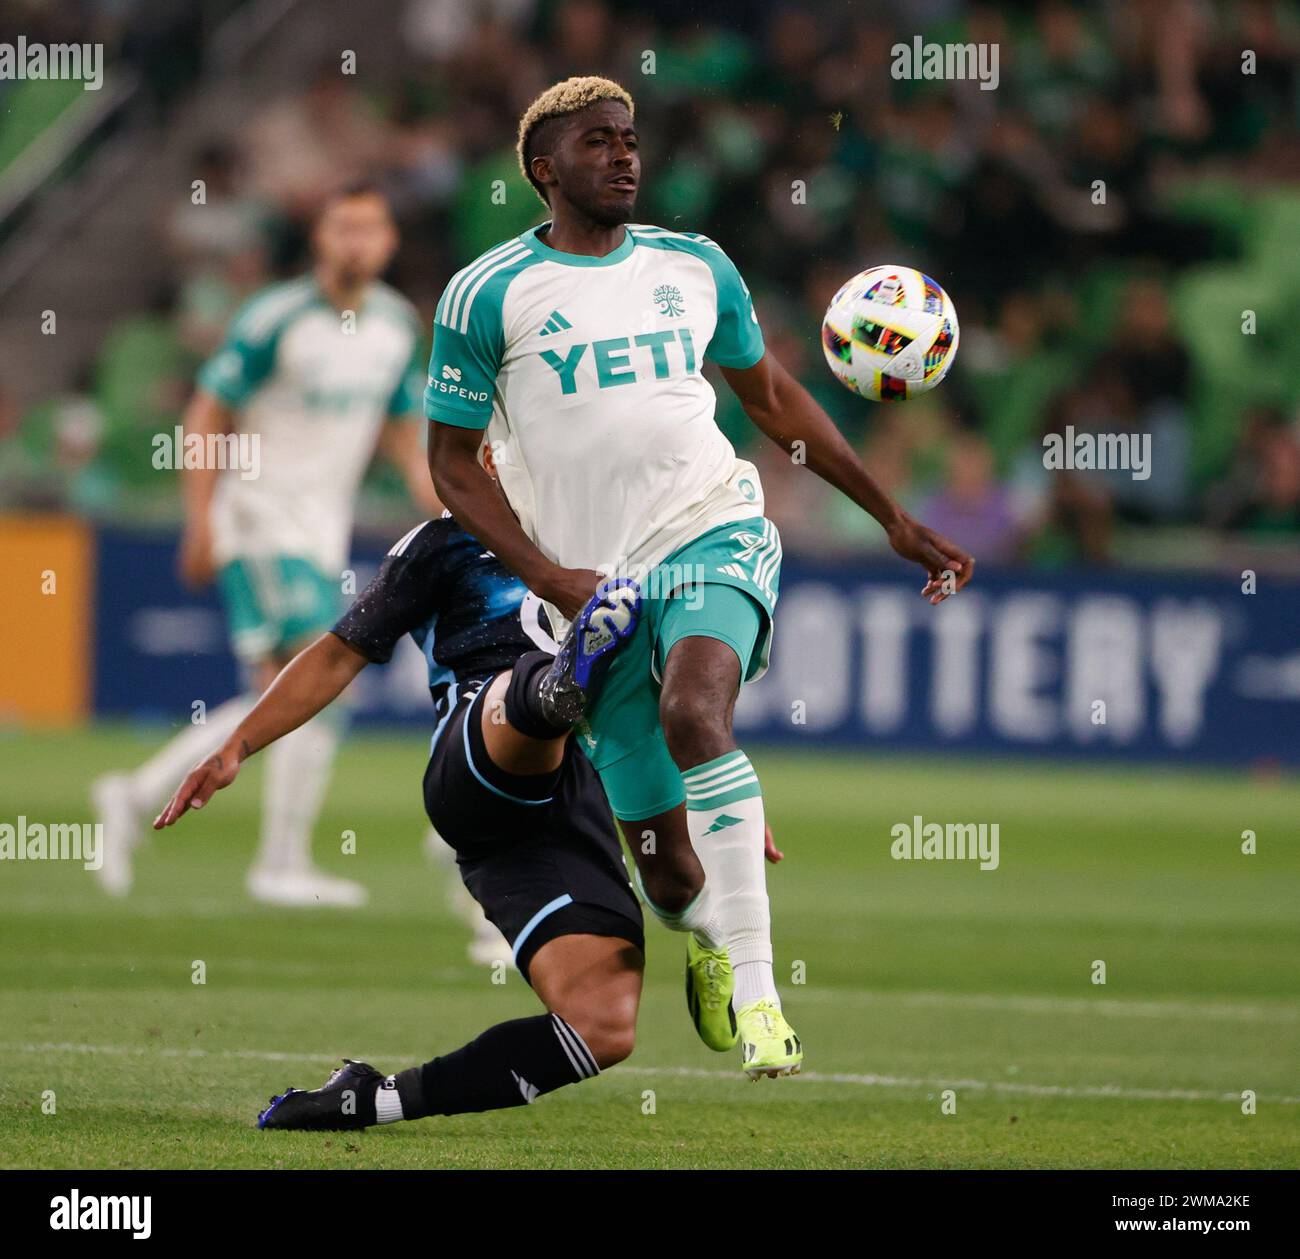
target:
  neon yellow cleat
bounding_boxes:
[685,935,738,1051]
[736,999,802,1079]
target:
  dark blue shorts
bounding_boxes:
[422,681,644,981]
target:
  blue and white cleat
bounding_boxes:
[538,579,641,726]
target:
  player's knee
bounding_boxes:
[562,991,638,1069]
[660,687,727,764]
[587,1020,636,1069]
[582,1012,636,1069]
[639,866,696,914]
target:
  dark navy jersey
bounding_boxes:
[332,516,557,728]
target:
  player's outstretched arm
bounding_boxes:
[178,390,236,589]
[721,352,975,603]
[379,416,444,515]
[152,633,369,829]
[428,423,604,620]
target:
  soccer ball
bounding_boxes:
[821,265,959,402]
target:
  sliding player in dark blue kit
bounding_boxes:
[153,493,649,1129]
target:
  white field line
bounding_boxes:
[627,1065,1300,1105]
[4,954,1294,1026]
[792,989,1300,1024]
[0,894,251,918]
[4,1041,1296,1105]
[0,950,468,984]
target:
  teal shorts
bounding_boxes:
[578,516,781,821]
[217,555,342,663]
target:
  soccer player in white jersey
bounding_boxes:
[425,79,974,1077]
[92,183,443,908]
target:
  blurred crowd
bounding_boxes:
[3,0,1300,565]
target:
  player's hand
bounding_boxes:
[152,747,241,829]
[764,823,784,864]
[178,522,216,589]
[543,566,607,622]
[885,512,974,605]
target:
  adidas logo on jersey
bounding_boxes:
[538,309,573,336]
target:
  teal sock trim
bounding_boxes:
[682,750,761,811]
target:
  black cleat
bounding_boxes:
[539,579,641,726]
[257,1058,383,1131]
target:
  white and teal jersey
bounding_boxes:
[198,276,424,574]
[424,222,766,631]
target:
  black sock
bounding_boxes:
[392,1013,599,1119]
[504,650,572,739]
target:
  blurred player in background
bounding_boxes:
[92,183,441,908]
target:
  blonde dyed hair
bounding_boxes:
[516,76,635,205]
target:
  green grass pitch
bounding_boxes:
[1,724,1296,1169]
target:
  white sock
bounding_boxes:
[253,711,341,873]
[683,752,779,1009]
[632,865,724,949]
[375,1077,403,1124]
[123,695,254,808]
[733,959,778,1010]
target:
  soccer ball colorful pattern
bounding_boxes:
[821,265,959,402]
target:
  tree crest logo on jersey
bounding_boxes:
[653,284,684,317]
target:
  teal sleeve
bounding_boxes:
[424,287,503,430]
[704,249,764,370]
[387,331,427,418]
[196,327,276,406]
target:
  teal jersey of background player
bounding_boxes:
[423,222,768,632]
[197,275,426,575]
